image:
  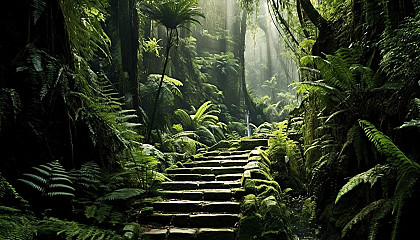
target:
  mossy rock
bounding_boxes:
[208,140,233,151]
[256,185,281,202]
[228,141,241,151]
[242,194,258,216]
[259,196,288,231]
[241,169,272,186]
[238,139,268,150]
[243,179,281,194]
[237,214,263,240]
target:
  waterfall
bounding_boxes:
[246,110,251,137]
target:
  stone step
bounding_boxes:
[166,166,245,175]
[161,181,241,191]
[161,188,246,201]
[153,200,240,213]
[167,174,215,181]
[184,160,249,168]
[204,150,251,156]
[215,173,243,181]
[145,213,240,228]
[194,154,249,161]
[141,227,235,240]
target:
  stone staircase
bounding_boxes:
[141,150,253,240]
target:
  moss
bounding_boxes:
[243,178,256,193]
[242,194,258,216]
[237,214,263,240]
[208,140,233,151]
[244,179,281,193]
[256,185,281,202]
[259,196,288,231]
[238,139,269,150]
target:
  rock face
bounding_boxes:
[141,150,252,240]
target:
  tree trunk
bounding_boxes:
[119,0,140,112]
[146,29,174,143]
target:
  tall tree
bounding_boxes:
[141,0,204,143]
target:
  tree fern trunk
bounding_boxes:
[146,29,173,143]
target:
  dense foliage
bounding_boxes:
[0,0,419,239]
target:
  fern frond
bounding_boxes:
[100,188,145,201]
[392,170,418,239]
[193,101,212,122]
[368,199,392,240]
[21,173,48,184]
[397,119,420,129]
[342,199,387,238]
[18,160,74,198]
[31,0,46,25]
[335,164,389,204]
[359,120,420,170]
[47,192,75,197]
[17,179,44,192]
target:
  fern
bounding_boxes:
[37,217,123,240]
[368,199,393,240]
[70,161,101,190]
[341,199,387,238]
[358,120,420,171]
[100,188,145,201]
[0,214,36,240]
[336,120,420,239]
[0,88,21,132]
[18,160,75,198]
[31,0,46,25]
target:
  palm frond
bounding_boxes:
[141,0,204,30]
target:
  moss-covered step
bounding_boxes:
[189,214,240,228]
[194,154,249,161]
[161,189,243,201]
[203,150,251,156]
[161,181,241,190]
[167,228,196,240]
[145,213,240,228]
[206,155,249,160]
[216,173,243,181]
[184,160,249,168]
[166,166,245,175]
[167,174,202,181]
[141,228,236,240]
[167,174,216,181]
[141,228,167,240]
[196,228,235,240]
[238,139,268,150]
[153,200,240,213]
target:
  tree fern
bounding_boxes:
[18,160,75,198]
